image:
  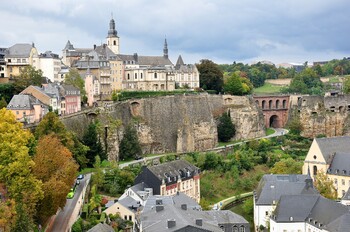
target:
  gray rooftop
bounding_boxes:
[328,152,350,176]
[147,160,200,181]
[140,193,249,232]
[86,223,114,232]
[118,196,142,213]
[255,174,317,205]
[327,213,350,232]
[6,43,34,58]
[342,187,350,201]
[314,136,350,163]
[272,194,349,230]
[7,94,43,110]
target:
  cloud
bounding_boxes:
[1,0,350,64]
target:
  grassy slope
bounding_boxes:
[253,83,283,95]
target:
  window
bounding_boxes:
[141,73,143,79]
[269,100,272,109]
[154,73,157,78]
[239,226,245,232]
[135,73,137,79]
[17,59,20,63]
[233,226,238,232]
[265,211,268,216]
[22,59,26,63]
[342,179,345,185]
[7,59,11,63]
[313,165,317,176]
[262,100,266,109]
[334,178,338,184]
[113,40,116,46]
[124,215,127,220]
[127,73,130,80]
[129,215,132,220]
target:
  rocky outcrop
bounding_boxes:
[294,95,350,138]
[61,94,265,161]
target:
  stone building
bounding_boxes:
[134,160,201,203]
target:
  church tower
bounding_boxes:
[106,16,119,54]
[163,38,168,59]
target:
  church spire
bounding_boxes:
[163,37,168,59]
[108,15,118,38]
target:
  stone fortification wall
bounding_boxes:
[295,95,350,138]
[61,94,265,161]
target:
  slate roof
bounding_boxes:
[118,196,142,213]
[94,45,119,60]
[328,152,350,176]
[273,195,319,222]
[176,55,185,67]
[147,160,200,182]
[313,136,350,163]
[63,40,74,50]
[255,174,317,205]
[327,213,350,232]
[7,94,43,110]
[117,54,173,66]
[39,51,59,59]
[140,193,249,232]
[6,43,34,58]
[272,194,350,230]
[86,223,114,232]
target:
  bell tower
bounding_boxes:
[106,15,119,54]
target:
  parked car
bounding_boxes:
[77,174,84,180]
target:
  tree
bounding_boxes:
[65,68,86,100]
[0,108,43,229]
[89,185,102,214]
[0,97,7,109]
[314,172,337,200]
[119,124,142,160]
[35,112,89,168]
[343,76,350,94]
[223,73,244,95]
[12,65,45,93]
[33,134,79,223]
[0,83,16,103]
[82,121,106,166]
[287,116,303,135]
[270,158,303,174]
[196,59,224,93]
[217,112,235,142]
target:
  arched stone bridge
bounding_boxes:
[253,95,290,128]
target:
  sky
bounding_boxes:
[1,0,350,65]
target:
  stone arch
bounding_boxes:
[262,100,266,109]
[255,100,259,107]
[283,100,287,108]
[269,115,279,128]
[269,100,273,109]
[276,100,280,109]
[130,101,141,116]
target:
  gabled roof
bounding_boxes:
[6,94,44,110]
[140,193,249,232]
[87,223,114,232]
[327,212,350,232]
[6,43,34,58]
[255,174,318,205]
[138,55,173,66]
[176,55,185,67]
[63,40,74,50]
[272,194,349,229]
[313,136,350,164]
[147,160,200,182]
[117,196,142,213]
[328,152,350,176]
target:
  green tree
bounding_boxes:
[223,73,244,95]
[0,97,7,109]
[343,76,350,94]
[64,68,86,101]
[89,185,102,214]
[13,66,45,93]
[91,156,104,189]
[270,158,303,174]
[217,112,235,142]
[0,83,16,103]
[82,122,105,166]
[119,124,142,160]
[314,172,337,200]
[287,116,303,135]
[196,59,224,93]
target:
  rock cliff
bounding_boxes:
[61,94,265,161]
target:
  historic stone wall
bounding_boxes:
[294,95,350,138]
[61,94,265,161]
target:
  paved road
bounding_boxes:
[47,174,90,232]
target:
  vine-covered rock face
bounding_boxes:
[61,94,265,161]
[293,95,350,138]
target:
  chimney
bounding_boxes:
[94,44,96,50]
[167,219,176,228]
[156,199,162,205]
[133,53,138,62]
[195,219,203,226]
[156,205,164,212]
[181,204,187,210]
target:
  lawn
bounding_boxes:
[266,128,275,136]
[253,83,284,95]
